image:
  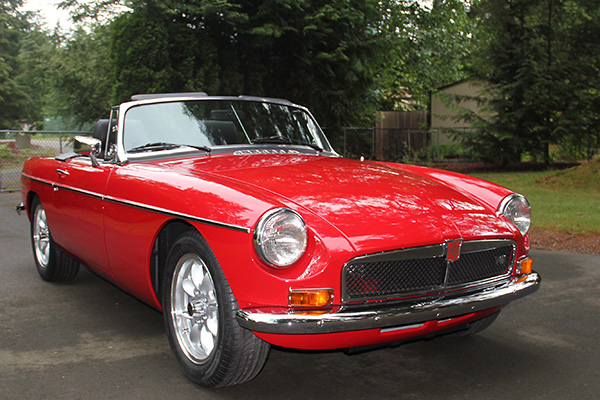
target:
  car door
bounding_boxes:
[49,156,114,274]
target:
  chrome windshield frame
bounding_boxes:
[115,95,335,164]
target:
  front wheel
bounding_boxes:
[162,229,270,388]
[30,196,79,282]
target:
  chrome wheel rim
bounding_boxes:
[171,254,219,363]
[33,205,50,268]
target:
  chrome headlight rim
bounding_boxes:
[499,193,531,236]
[254,208,308,268]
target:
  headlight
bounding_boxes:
[499,194,531,236]
[254,208,307,268]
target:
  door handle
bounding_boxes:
[56,169,70,176]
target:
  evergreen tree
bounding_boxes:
[556,0,600,160]
[110,9,174,103]
[45,25,113,126]
[106,0,395,141]
[0,0,37,128]
[56,0,484,140]
[383,0,476,110]
[467,0,600,163]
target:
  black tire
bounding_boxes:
[161,228,270,388]
[456,311,501,336]
[29,196,79,282]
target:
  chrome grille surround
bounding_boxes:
[341,239,516,303]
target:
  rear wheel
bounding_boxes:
[162,228,270,388]
[30,196,79,282]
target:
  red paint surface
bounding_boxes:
[22,151,527,349]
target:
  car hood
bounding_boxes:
[163,154,514,253]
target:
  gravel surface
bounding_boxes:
[529,227,600,256]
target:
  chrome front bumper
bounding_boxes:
[236,272,541,335]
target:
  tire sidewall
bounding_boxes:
[161,230,233,386]
[30,197,55,280]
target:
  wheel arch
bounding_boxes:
[150,219,197,304]
[26,190,39,219]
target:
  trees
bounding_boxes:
[46,25,113,126]
[467,0,600,163]
[239,0,392,134]
[4,0,598,163]
[382,0,476,110]
[3,0,483,142]
[110,10,173,103]
[109,1,223,103]
[1,0,112,129]
[556,0,600,160]
[104,0,479,144]
[106,0,395,142]
[0,0,39,128]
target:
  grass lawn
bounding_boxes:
[0,144,55,169]
[472,161,600,234]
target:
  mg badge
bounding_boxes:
[446,240,463,262]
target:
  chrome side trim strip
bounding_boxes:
[236,272,541,335]
[21,173,54,188]
[380,322,425,333]
[21,173,250,233]
[54,182,104,199]
[103,195,251,233]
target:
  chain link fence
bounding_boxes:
[1,128,473,192]
[0,131,90,192]
[338,128,473,162]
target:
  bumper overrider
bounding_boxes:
[236,272,541,335]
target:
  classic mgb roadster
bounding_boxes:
[19,93,540,387]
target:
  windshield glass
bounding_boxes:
[123,100,332,153]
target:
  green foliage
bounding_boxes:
[241,0,392,134]
[13,0,600,171]
[104,0,396,140]
[466,0,600,164]
[1,0,114,128]
[416,142,467,161]
[3,0,485,137]
[381,0,476,111]
[0,0,39,128]
[42,26,113,126]
[110,11,173,102]
[0,143,10,159]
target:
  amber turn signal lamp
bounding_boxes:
[289,289,334,307]
[519,257,533,274]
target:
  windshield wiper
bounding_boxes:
[251,136,323,152]
[128,142,211,153]
[183,144,212,153]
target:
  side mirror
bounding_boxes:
[74,136,102,167]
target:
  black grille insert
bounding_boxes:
[345,257,446,298]
[447,246,513,285]
[342,240,515,302]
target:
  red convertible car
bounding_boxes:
[19,93,540,387]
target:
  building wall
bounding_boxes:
[431,80,488,130]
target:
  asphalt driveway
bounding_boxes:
[1,191,599,399]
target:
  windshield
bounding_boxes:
[123,100,332,153]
